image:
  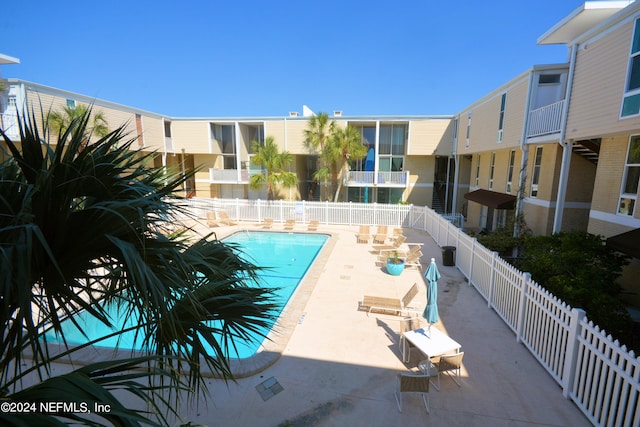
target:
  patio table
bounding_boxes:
[401,327,461,363]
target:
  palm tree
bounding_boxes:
[249,136,298,200]
[48,103,110,142]
[303,112,335,200]
[0,108,278,426]
[328,125,368,202]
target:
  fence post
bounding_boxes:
[516,272,530,343]
[562,308,586,398]
[488,251,498,308]
[468,238,476,286]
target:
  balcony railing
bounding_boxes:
[527,100,564,138]
[209,168,251,183]
[1,113,19,140]
[344,170,409,187]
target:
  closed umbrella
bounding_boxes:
[423,257,440,336]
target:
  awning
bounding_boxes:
[463,189,517,210]
[606,228,640,259]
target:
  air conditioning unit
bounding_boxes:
[333,110,343,117]
[289,112,299,117]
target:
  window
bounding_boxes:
[163,121,172,137]
[475,154,481,187]
[497,93,506,142]
[506,150,516,193]
[489,152,496,189]
[378,124,406,177]
[531,147,543,197]
[618,135,640,215]
[66,99,76,109]
[465,112,472,148]
[8,96,16,108]
[622,19,640,117]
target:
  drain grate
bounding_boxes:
[256,376,284,401]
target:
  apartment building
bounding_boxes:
[540,0,640,306]
[0,78,456,206]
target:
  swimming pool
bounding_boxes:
[44,231,329,359]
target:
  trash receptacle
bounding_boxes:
[442,246,456,266]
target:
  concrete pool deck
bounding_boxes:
[175,220,590,427]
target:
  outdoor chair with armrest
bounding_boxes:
[307,219,319,231]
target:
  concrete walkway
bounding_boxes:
[177,221,590,427]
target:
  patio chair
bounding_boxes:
[261,218,274,229]
[373,225,388,244]
[356,225,371,244]
[307,219,319,231]
[404,250,423,270]
[390,227,404,241]
[419,352,464,391]
[206,211,221,227]
[399,317,422,367]
[361,282,419,317]
[394,372,430,414]
[371,235,407,253]
[284,219,296,230]
[217,211,238,226]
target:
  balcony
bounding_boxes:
[209,168,251,184]
[527,99,564,138]
[1,112,19,140]
[343,170,409,187]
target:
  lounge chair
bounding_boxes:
[404,250,423,270]
[307,219,319,231]
[373,225,388,244]
[217,211,238,226]
[284,219,296,230]
[261,218,274,229]
[361,282,419,316]
[418,352,464,391]
[356,225,371,244]
[371,235,407,253]
[206,211,221,227]
[394,372,431,414]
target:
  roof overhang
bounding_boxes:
[606,227,640,258]
[463,189,517,210]
[538,1,634,45]
[0,53,20,65]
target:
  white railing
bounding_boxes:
[1,112,19,139]
[344,170,409,187]
[183,198,639,426]
[527,100,565,138]
[208,168,250,183]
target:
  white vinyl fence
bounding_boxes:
[184,198,638,427]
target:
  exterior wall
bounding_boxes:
[140,116,165,151]
[459,73,529,154]
[566,19,640,140]
[407,119,452,155]
[405,155,434,206]
[172,121,210,153]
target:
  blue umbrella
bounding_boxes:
[423,258,441,334]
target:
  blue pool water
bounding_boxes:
[44,231,329,359]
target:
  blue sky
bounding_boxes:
[1,1,580,118]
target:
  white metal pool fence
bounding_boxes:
[183,198,638,427]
